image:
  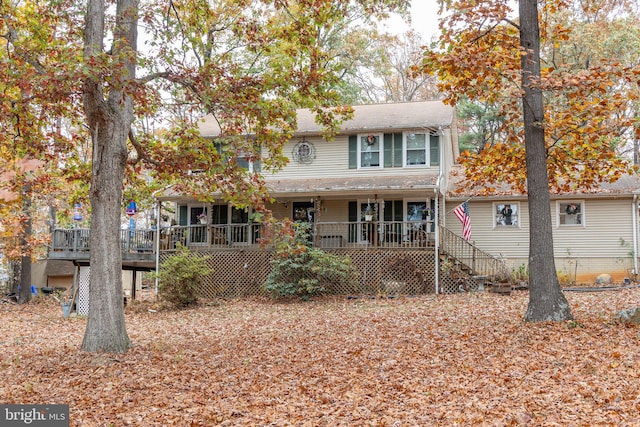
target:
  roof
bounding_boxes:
[266,174,440,197]
[198,101,455,138]
[44,260,75,276]
[447,165,640,200]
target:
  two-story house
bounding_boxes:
[155,101,486,296]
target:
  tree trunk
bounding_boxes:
[80,0,137,352]
[520,0,572,321]
[18,187,32,304]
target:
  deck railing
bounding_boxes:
[51,228,155,254]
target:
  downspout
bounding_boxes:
[633,195,638,277]
[434,126,446,295]
[434,188,440,295]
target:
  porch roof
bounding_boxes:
[198,101,455,138]
[156,173,440,202]
[266,173,440,197]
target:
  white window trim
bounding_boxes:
[557,200,585,227]
[357,133,383,169]
[403,132,429,167]
[493,202,521,229]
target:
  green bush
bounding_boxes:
[154,244,212,308]
[264,222,357,299]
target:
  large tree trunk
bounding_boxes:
[520,0,572,321]
[81,0,137,352]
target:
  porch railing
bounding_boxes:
[313,220,435,249]
[51,221,439,254]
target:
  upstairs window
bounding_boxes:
[358,134,382,168]
[405,133,427,166]
[215,141,261,172]
[404,133,440,167]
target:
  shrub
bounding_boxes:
[154,244,212,308]
[264,222,357,299]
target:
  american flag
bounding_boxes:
[453,202,472,241]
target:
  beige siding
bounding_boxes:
[445,198,636,280]
[265,133,445,181]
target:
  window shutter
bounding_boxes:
[179,206,188,226]
[384,134,393,168]
[430,135,440,166]
[394,133,403,167]
[348,135,357,169]
[348,201,357,242]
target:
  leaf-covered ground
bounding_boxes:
[2,288,640,426]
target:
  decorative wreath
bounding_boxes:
[566,204,579,215]
[366,135,377,146]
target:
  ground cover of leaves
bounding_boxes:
[2,289,640,426]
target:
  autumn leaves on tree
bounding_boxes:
[420,0,639,321]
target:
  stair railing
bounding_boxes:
[438,225,509,280]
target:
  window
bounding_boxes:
[236,152,261,173]
[407,201,429,221]
[358,134,382,168]
[495,203,519,227]
[404,133,440,167]
[558,201,583,226]
[405,133,427,165]
[215,142,261,172]
[406,199,435,237]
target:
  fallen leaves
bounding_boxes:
[2,290,640,425]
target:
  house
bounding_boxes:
[154,101,490,296]
[445,165,640,284]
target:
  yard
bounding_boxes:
[2,288,640,426]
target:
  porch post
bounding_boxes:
[434,189,439,295]
[154,199,161,297]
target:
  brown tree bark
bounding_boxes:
[520,0,572,321]
[80,0,137,352]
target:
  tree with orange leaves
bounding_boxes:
[419,0,639,321]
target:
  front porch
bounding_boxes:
[49,221,507,297]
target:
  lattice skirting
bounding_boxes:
[77,266,90,315]
[158,248,459,298]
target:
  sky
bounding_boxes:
[407,1,442,40]
[382,1,442,41]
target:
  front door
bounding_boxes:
[292,202,314,241]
